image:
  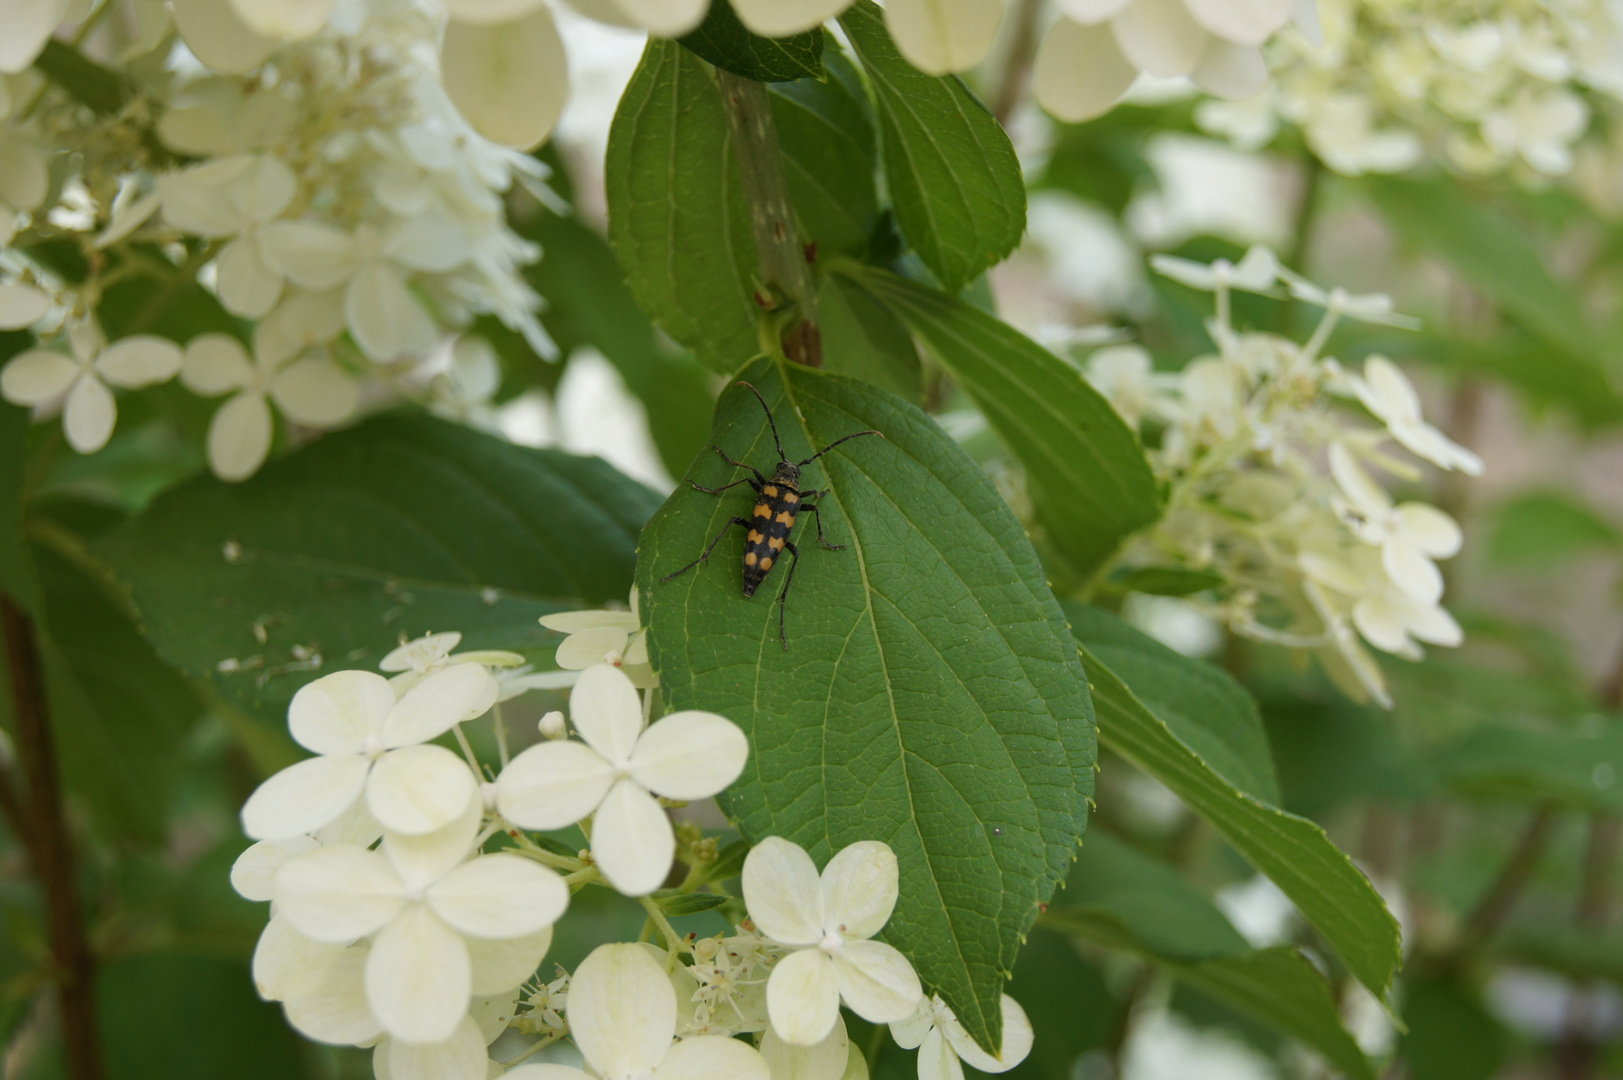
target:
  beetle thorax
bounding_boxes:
[771,461,801,487]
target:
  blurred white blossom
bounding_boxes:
[1,321,181,453]
[891,994,1034,1080]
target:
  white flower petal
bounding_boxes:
[569,663,644,764]
[173,0,280,74]
[539,610,642,634]
[1189,39,1267,99]
[366,744,478,836]
[1180,0,1289,46]
[274,845,405,941]
[258,288,348,359]
[0,137,47,211]
[656,1034,772,1080]
[940,995,1033,1073]
[94,335,183,388]
[496,740,616,829]
[429,854,569,939]
[226,0,339,38]
[206,390,273,481]
[1,349,80,405]
[555,624,632,669]
[1402,599,1463,647]
[0,0,69,73]
[471,988,520,1045]
[568,943,678,1078]
[233,154,297,222]
[367,904,472,1042]
[503,1067,588,1080]
[1328,442,1392,519]
[270,353,359,426]
[1034,19,1139,123]
[742,837,826,947]
[1356,356,1420,423]
[440,9,568,151]
[730,0,848,37]
[821,841,898,941]
[380,632,462,673]
[181,333,254,396]
[883,0,1002,75]
[917,1027,963,1080]
[591,778,675,897]
[760,1014,849,1080]
[1112,0,1208,76]
[260,220,361,289]
[1382,543,1443,605]
[63,371,116,452]
[216,236,285,318]
[468,926,552,994]
[628,711,748,801]
[386,1015,488,1080]
[231,835,320,901]
[1055,0,1131,19]
[767,947,841,1046]
[0,284,49,329]
[157,156,252,235]
[1393,504,1462,558]
[383,663,500,747]
[290,669,396,754]
[1351,596,1410,655]
[240,752,371,840]
[253,914,328,1000]
[345,261,437,362]
[386,213,472,274]
[830,940,922,1024]
[889,1001,934,1050]
[382,789,482,886]
[440,0,549,22]
[1391,420,1484,476]
[599,0,708,34]
[282,940,384,1046]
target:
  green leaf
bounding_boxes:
[525,208,716,477]
[1114,566,1226,597]
[652,890,730,916]
[606,39,759,375]
[638,358,1095,1053]
[32,541,203,841]
[852,267,1162,576]
[1487,490,1621,566]
[34,39,132,115]
[838,0,1025,292]
[1044,833,1376,1080]
[679,0,823,81]
[1400,979,1507,1080]
[703,838,750,883]
[95,413,660,727]
[771,41,880,259]
[1431,720,1623,813]
[1071,613,1402,1002]
[1366,177,1600,363]
[1068,605,1277,804]
[818,273,921,401]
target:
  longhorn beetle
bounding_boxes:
[660,381,883,648]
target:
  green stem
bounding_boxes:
[715,69,821,367]
[865,1018,888,1075]
[1455,801,1559,959]
[637,895,686,963]
[500,1030,565,1068]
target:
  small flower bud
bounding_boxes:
[538,710,566,739]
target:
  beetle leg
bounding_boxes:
[660,517,752,583]
[711,445,768,486]
[775,540,801,650]
[799,502,844,550]
[687,476,761,496]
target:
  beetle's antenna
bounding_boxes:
[736,381,789,463]
[798,429,883,467]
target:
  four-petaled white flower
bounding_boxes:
[742,836,923,1045]
[497,664,747,896]
[1349,357,1484,475]
[503,942,769,1080]
[1328,444,1463,604]
[379,631,525,696]
[273,795,567,1042]
[1150,245,1279,294]
[180,323,359,481]
[892,994,1035,1080]
[157,153,299,318]
[0,321,182,452]
[540,588,655,689]
[241,664,498,840]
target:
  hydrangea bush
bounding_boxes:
[2,1,1621,1079]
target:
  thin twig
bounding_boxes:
[1455,801,1559,957]
[1,595,106,1080]
[715,70,822,367]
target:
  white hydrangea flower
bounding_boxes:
[240,664,499,840]
[672,931,776,1037]
[539,587,655,689]
[428,336,504,432]
[761,1013,853,1080]
[0,321,182,453]
[741,837,923,1045]
[1349,357,1483,474]
[273,794,567,1042]
[1150,244,1280,295]
[1328,444,1462,603]
[891,994,1035,1080]
[379,631,525,696]
[504,942,770,1080]
[157,153,298,318]
[496,664,747,896]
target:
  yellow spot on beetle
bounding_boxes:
[753,504,770,518]
[745,552,759,567]
[759,557,774,571]
[775,511,794,525]
[768,536,785,551]
[784,491,799,504]
[748,530,764,543]
[762,485,779,498]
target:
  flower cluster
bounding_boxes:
[1195,0,1623,180]
[1081,247,1482,706]
[231,624,1034,1080]
[1034,0,1322,123]
[1,0,549,480]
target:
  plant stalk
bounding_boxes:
[1,595,105,1080]
[716,70,822,367]
[1455,801,1558,958]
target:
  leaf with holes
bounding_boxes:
[637,357,1094,1053]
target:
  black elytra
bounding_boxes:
[659,381,883,649]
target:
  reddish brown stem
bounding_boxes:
[1,595,105,1080]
